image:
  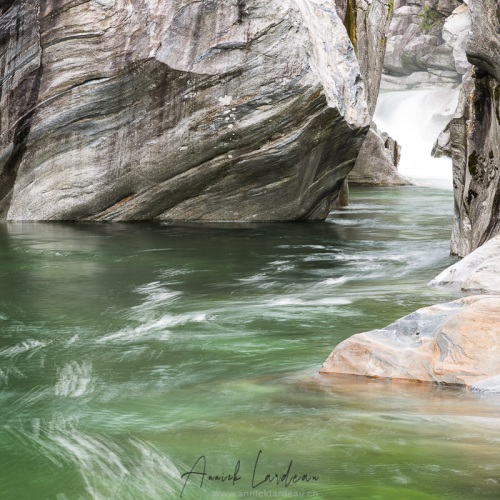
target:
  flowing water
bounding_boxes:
[2,184,500,500]
[374,88,460,187]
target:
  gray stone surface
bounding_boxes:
[448,66,500,256]
[382,0,466,89]
[466,0,500,82]
[430,235,500,294]
[442,3,471,75]
[0,0,394,221]
[471,375,500,394]
[349,121,413,185]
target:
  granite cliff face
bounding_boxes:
[449,0,500,256]
[382,0,469,89]
[335,0,394,116]
[334,1,409,187]
[319,0,500,390]
[0,0,396,222]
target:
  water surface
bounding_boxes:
[1,186,499,500]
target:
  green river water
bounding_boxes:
[1,186,499,500]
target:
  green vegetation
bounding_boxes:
[468,150,479,176]
[387,0,394,21]
[344,0,357,51]
[418,6,441,33]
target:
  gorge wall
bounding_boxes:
[382,0,468,89]
[0,0,394,222]
[348,0,469,186]
[449,0,500,257]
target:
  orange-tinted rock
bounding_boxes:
[320,295,500,391]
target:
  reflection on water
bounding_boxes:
[1,187,499,499]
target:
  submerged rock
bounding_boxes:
[320,296,500,391]
[0,0,379,221]
[430,235,500,294]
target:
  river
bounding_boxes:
[1,89,500,500]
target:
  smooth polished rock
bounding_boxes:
[349,121,413,186]
[444,0,500,257]
[449,66,500,257]
[382,0,464,88]
[320,296,500,391]
[0,0,385,221]
[466,0,500,81]
[430,235,500,294]
[442,3,471,75]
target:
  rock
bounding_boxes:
[330,1,403,193]
[431,121,452,157]
[448,66,500,257]
[350,0,395,116]
[442,4,471,75]
[381,70,459,88]
[466,0,500,82]
[320,295,500,391]
[349,121,413,185]
[430,235,500,294]
[471,375,500,394]
[444,0,500,257]
[0,0,379,221]
[382,0,465,89]
[437,0,462,17]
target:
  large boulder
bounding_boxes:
[0,0,378,221]
[349,121,413,185]
[430,235,500,294]
[334,0,395,116]
[320,295,500,392]
[334,1,405,188]
[448,0,500,257]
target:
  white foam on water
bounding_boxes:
[317,277,350,287]
[66,335,79,346]
[374,88,460,184]
[55,361,93,398]
[315,297,352,305]
[98,313,209,344]
[132,282,182,313]
[13,418,183,500]
[238,273,268,283]
[265,297,351,307]
[0,340,48,359]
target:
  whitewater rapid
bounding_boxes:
[374,88,460,187]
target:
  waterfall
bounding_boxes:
[374,88,460,188]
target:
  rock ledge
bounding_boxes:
[320,296,500,392]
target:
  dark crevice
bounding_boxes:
[237,0,246,24]
[0,0,17,16]
[0,1,43,217]
[479,184,500,247]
